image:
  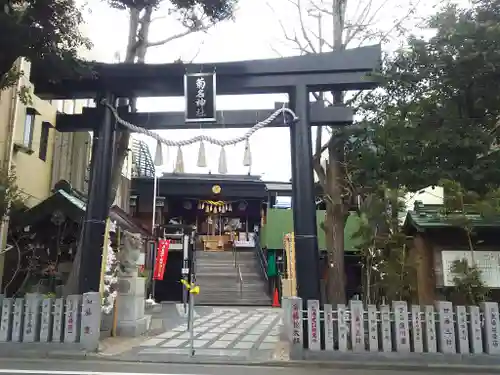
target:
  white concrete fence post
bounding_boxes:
[337,304,348,352]
[380,304,392,352]
[80,292,101,351]
[288,297,303,358]
[349,300,365,352]
[64,295,82,343]
[23,293,42,342]
[481,301,500,355]
[468,305,483,354]
[323,304,334,351]
[424,305,437,353]
[455,305,469,354]
[411,305,423,353]
[435,301,456,354]
[12,298,24,342]
[367,305,379,352]
[307,299,321,351]
[392,301,410,352]
[0,297,13,342]
[52,298,65,342]
[40,297,54,342]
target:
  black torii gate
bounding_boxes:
[30,45,381,302]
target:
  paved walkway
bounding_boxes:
[136,307,281,358]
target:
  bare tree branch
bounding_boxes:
[146,24,212,48]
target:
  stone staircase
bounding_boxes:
[194,249,271,306]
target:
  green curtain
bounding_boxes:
[267,250,277,276]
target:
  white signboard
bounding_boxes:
[481,301,500,354]
[52,298,64,342]
[455,305,469,353]
[349,300,365,352]
[380,305,392,352]
[337,304,348,352]
[442,251,500,287]
[323,304,334,351]
[0,298,13,342]
[411,305,423,352]
[392,301,410,352]
[468,305,483,354]
[424,305,437,353]
[435,301,456,353]
[367,305,378,352]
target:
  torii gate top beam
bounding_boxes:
[30,45,381,100]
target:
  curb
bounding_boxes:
[5,351,500,373]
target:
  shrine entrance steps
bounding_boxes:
[195,249,271,306]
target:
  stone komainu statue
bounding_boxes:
[118,230,143,275]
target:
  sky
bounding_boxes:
[79,0,469,182]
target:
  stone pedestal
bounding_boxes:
[116,275,147,337]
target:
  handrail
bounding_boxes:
[255,235,268,281]
[237,264,243,296]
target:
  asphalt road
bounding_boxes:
[0,359,497,375]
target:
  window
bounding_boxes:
[23,108,36,148]
[39,121,51,161]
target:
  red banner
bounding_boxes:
[153,239,170,280]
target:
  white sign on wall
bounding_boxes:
[442,251,500,288]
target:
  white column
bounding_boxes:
[392,301,410,352]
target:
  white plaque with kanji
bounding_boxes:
[39,297,53,343]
